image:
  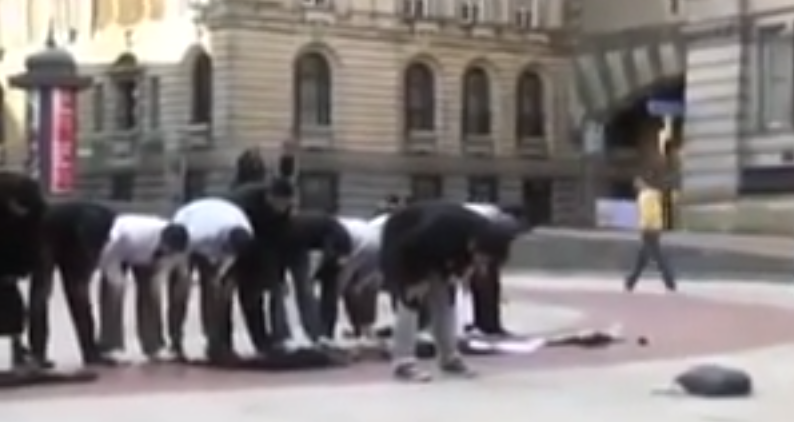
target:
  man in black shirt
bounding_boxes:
[223,153,297,358]
[0,172,47,368]
[28,200,118,368]
[381,201,515,382]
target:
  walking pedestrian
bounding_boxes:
[624,176,677,292]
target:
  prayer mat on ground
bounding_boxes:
[0,367,97,389]
[190,347,350,372]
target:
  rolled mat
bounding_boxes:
[189,347,351,372]
[0,368,98,389]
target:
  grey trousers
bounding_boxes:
[391,279,460,366]
[99,262,190,356]
[285,253,324,341]
[626,231,676,290]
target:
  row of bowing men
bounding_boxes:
[0,150,521,382]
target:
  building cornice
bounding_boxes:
[201,0,565,56]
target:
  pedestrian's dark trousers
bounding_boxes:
[626,231,676,290]
[469,263,505,334]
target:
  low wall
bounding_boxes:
[682,200,794,236]
[507,229,793,280]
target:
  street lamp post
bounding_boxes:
[647,99,684,230]
[582,119,604,227]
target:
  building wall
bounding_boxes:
[681,0,794,202]
[204,0,581,220]
[1,0,588,223]
[579,0,683,33]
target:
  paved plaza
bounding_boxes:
[0,272,793,422]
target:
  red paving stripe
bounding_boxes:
[3,289,793,401]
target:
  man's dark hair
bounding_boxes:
[226,226,253,255]
[160,223,190,252]
[385,193,401,205]
[277,153,297,179]
[269,177,295,198]
[232,148,267,187]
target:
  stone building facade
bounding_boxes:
[682,0,794,203]
[0,0,584,222]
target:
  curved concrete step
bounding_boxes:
[508,229,793,280]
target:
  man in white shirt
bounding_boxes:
[98,215,190,362]
[317,215,387,340]
[170,197,254,362]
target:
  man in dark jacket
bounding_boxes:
[381,201,516,382]
[28,200,118,367]
[0,172,48,368]
[224,151,297,355]
[281,211,353,344]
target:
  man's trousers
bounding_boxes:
[282,253,323,342]
[392,279,459,366]
[99,263,191,357]
[625,230,676,291]
[468,263,506,334]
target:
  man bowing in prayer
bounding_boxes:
[96,214,190,362]
[170,196,255,363]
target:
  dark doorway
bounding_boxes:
[521,178,552,227]
[602,76,684,199]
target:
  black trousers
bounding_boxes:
[468,264,505,334]
[282,253,323,341]
[234,253,285,353]
[28,250,103,364]
[0,281,24,336]
[316,257,379,338]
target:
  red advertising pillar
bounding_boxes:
[9,38,91,195]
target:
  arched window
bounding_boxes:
[461,66,491,136]
[403,62,436,133]
[109,53,141,131]
[190,50,213,124]
[516,70,545,138]
[293,52,332,132]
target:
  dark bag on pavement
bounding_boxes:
[675,364,753,398]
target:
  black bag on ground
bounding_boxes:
[675,364,753,398]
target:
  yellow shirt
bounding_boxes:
[637,188,663,231]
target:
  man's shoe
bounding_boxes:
[145,349,173,364]
[206,347,240,366]
[169,344,188,363]
[393,362,432,383]
[84,352,124,367]
[440,358,477,378]
[623,278,636,292]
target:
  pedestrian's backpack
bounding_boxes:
[675,364,753,397]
